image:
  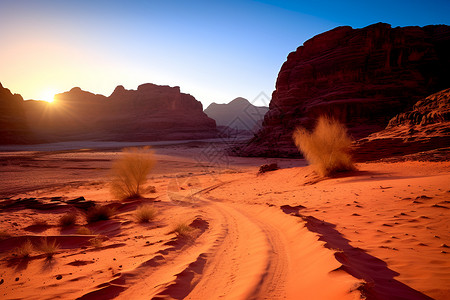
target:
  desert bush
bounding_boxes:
[38,237,60,258]
[59,213,77,227]
[293,116,355,177]
[76,226,93,235]
[86,205,115,224]
[110,146,156,200]
[135,204,157,223]
[13,240,34,258]
[172,222,193,237]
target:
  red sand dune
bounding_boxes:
[0,145,449,299]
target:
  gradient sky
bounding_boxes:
[1,0,449,107]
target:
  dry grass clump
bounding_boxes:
[86,205,115,224]
[172,222,193,237]
[135,204,157,223]
[13,240,34,258]
[76,226,93,235]
[110,146,155,200]
[38,237,60,258]
[293,116,355,177]
[59,213,77,227]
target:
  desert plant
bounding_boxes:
[110,146,155,200]
[135,204,157,223]
[86,205,115,224]
[293,116,355,177]
[38,237,60,258]
[13,240,34,258]
[76,226,93,235]
[59,213,77,227]
[172,222,193,237]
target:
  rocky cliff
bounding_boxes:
[235,23,450,157]
[0,83,33,144]
[355,88,450,161]
[204,97,268,132]
[8,83,217,143]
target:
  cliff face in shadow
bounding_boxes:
[2,83,217,144]
[354,88,450,161]
[236,23,450,157]
[0,83,34,144]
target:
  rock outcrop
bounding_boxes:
[8,83,217,143]
[235,23,450,157]
[355,88,450,161]
[204,97,268,132]
[0,83,33,144]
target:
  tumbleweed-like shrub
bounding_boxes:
[293,116,355,177]
[110,146,155,200]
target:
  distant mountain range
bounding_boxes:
[204,97,268,132]
[0,83,217,144]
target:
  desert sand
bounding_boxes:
[0,141,449,300]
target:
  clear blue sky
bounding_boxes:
[1,0,449,107]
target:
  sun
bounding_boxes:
[40,89,57,103]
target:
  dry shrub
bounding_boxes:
[172,222,193,237]
[135,204,157,223]
[293,116,355,177]
[13,240,34,258]
[38,237,60,258]
[59,213,77,227]
[76,226,93,235]
[110,146,156,200]
[86,205,115,224]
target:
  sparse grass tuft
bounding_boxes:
[172,222,193,237]
[110,146,156,200]
[38,237,60,258]
[89,237,103,248]
[86,205,115,224]
[135,204,157,223]
[59,213,77,227]
[76,226,93,235]
[293,116,356,177]
[13,240,34,258]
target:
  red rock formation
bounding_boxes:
[355,88,450,161]
[0,82,33,144]
[236,23,450,157]
[20,83,217,142]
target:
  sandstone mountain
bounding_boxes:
[0,83,33,144]
[235,23,450,157]
[2,83,217,144]
[204,97,268,132]
[355,88,450,161]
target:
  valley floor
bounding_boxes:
[0,141,449,299]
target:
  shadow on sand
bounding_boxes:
[301,214,433,299]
